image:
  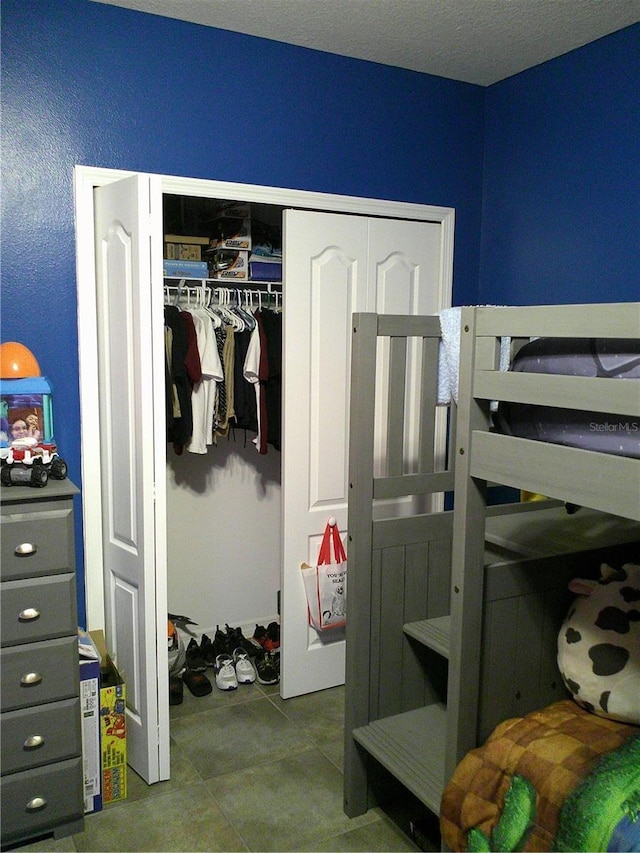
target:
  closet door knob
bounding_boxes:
[24,735,45,749]
[21,672,43,686]
[18,607,41,622]
[26,797,47,812]
[15,542,37,556]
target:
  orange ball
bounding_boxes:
[0,342,42,379]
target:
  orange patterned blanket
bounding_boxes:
[440,700,639,852]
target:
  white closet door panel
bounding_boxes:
[369,219,444,486]
[94,174,169,784]
[309,250,353,505]
[281,210,368,698]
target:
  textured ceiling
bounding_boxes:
[93,0,639,85]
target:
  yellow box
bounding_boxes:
[89,630,127,804]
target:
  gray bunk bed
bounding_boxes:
[343,304,640,830]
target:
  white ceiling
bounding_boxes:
[93,0,639,85]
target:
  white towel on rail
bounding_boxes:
[437,307,511,404]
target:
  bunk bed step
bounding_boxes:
[470,432,640,522]
[352,704,447,814]
[403,616,450,658]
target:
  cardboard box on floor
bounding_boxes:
[78,628,102,814]
[89,629,127,804]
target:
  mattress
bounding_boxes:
[494,338,640,458]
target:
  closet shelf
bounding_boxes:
[163,276,282,288]
[403,616,450,659]
[352,704,447,814]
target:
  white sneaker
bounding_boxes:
[233,648,256,684]
[214,654,238,690]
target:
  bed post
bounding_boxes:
[344,312,378,817]
[445,306,491,781]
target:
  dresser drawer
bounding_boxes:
[1,574,77,646]
[1,636,78,712]
[0,505,76,581]
[0,757,84,845]
[1,698,81,775]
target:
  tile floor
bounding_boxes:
[11,681,437,852]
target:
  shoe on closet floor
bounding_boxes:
[253,622,280,652]
[214,625,234,656]
[266,621,280,649]
[232,647,256,684]
[254,651,279,685]
[200,633,217,667]
[182,668,212,697]
[214,653,238,690]
[185,638,207,672]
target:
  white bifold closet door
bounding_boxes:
[93,173,169,785]
[92,176,445,783]
[281,210,443,698]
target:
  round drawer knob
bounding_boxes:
[14,542,37,557]
[26,796,47,812]
[19,607,41,622]
[24,735,45,749]
[20,672,43,686]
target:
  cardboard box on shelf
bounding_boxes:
[208,249,249,280]
[209,217,252,251]
[89,630,127,805]
[214,201,251,219]
[163,259,210,279]
[164,234,209,261]
[78,629,102,814]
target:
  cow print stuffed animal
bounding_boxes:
[558,563,640,725]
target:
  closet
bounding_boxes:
[75,165,454,785]
[162,195,285,647]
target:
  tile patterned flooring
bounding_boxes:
[11,682,428,852]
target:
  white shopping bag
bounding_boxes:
[301,518,347,631]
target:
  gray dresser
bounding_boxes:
[1,480,84,846]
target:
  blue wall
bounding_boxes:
[480,25,639,305]
[1,0,484,624]
[1,2,638,623]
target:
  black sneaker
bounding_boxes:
[266,621,280,649]
[200,634,217,667]
[254,651,279,685]
[185,638,207,672]
[214,625,232,655]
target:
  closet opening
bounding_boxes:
[162,193,286,695]
[76,164,454,784]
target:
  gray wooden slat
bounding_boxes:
[478,598,518,742]
[372,512,454,548]
[473,370,640,416]
[373,471,455,499]
[470,432,640,521]
[386,336,407,476]
[426,536,453,617]
[513,593,545,712]
[403,542,432,709]
[419,336,440,473]
[475,302,640,338]
[377,314,442,338]
[378,546,408,719]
